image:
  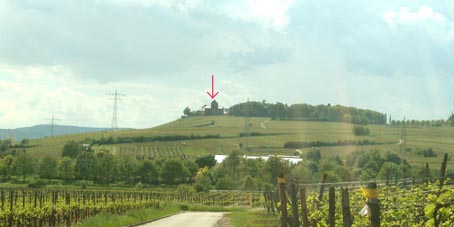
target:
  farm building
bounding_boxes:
[204,100,225,115]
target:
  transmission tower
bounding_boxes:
[107,89,125,131]
[45,115,61,137]
[243,99,250,151]
[400,117,407,156]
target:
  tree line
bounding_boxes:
[93,134,220,145]
[229,101,387,125]
[0,140,215,187]
[389,119,452,127]
[0,139,446,192]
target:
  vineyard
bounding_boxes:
[0,189,262,227]
[268,176,454,227]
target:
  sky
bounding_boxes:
[1,0,454,129]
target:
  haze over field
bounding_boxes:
[1,0,453,129]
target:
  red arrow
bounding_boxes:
[206,74,219,99]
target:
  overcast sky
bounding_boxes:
[1,0,454,129]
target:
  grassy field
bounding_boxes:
[23,115,454,168]
[227,209,280,227]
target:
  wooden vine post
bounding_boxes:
[278,174,288,227]
[290,179,299,227]
[364,182,380,227]
[341,187,353,227]
[300,187,310,227]
[328,187,335,227]
[439,153,448,189]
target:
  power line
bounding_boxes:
[45,115,61,137]
[107,89,125,131]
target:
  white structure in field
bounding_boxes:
[214,155,302,164]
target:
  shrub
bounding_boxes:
[353,125,370,136]
[422,148,437,157]
[27,180,46,188]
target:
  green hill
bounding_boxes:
[0,124,131,140]
[21,115,454,169]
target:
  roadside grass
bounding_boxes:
[181,204,246,212]
[72,205,181,227]
[227,209,280,227]
[72,204,245,227]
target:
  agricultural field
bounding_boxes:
[22,116,454,169]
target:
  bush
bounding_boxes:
[353,125,370,136]
[28,180,46,188]
[422,148,437,157]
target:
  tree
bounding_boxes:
[119,156,139,184]
[161,159,189,184]
[13,153,35,182]
[75,152,96,181]
[183,107,191,116]
[268,102,288,119]
[195,155,217,168]
[219,150,242,179]
[263,156,291,184]
[58,157,74,182]
[193,171,212,192]
[306,149,322,162]
[448,114,454,127]
[62,140,83,158]
[94,152,118,184]
[20,139,30,147]
[386,152,402,165]
[0,139,12,153]
[353,125,370,136]
[378,162,400,183]
[0,155,14,180]
[137,160,159,185]
[39,156,57,183]
[242,175,256,190]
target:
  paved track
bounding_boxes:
[137,212,227,227]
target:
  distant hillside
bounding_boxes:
[0,125,131,141]
[229,101,387,125]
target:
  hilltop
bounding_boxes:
[0,124,131,140]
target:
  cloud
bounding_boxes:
[0,0,297,84]
[1,0,454,129]
[384,6,446,27]
[223,0,296,31]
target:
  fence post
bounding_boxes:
[9,191,13,227]
[278,174,288,227]
[328,187,335,227]
[290,179,299,227]
[341,187,353,227]
[424,163,430,184]
[318,173,328,204]
[439,153,448,188]
[300,187,310,227]
[366,183,380,227]
[66,192,71,227]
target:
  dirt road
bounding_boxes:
[137,212,227,227]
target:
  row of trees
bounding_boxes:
[0,139,440,192]
[228,101,387,124]
[0,140,218,186]
[390,119,452,127]
[191,149,424,192]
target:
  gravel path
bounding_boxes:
[137,212,228,227]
